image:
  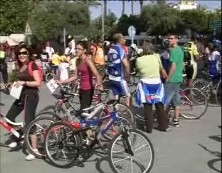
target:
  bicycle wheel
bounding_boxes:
[24,116,57,158]
[45,72,55,82]
[98,113,135,149]
[108,129,154,173]
[114,103,136,127]
[192,78,210,99]
[180,87,208,119]
[215,80,221,105]
[131,90,146,122]
[44,121,80,168]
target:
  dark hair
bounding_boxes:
[15,44,34,69]
[76,40,88,50]
[168,33,178,39]
[142,40,156,55]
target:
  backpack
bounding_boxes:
[28,61,44,82]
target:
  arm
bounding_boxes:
[166,62,176,81]
[166,49,177,82]
[122,57,130,81]
[157,54,168,79]
[193,45,200,59]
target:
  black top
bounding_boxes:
[18,61,39,95]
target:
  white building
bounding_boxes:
[170,0,198,10]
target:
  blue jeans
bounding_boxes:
[164,82,181,106]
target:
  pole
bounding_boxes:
[101,1,104,40]
[213,27,216,39]
[63,28,66,50]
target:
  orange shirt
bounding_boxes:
[94,47,105,65]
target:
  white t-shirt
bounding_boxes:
[46,46,55,59]
[59,62,69,81]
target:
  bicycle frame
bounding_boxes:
[0,114,21,138]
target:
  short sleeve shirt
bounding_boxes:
[169,46,184,83]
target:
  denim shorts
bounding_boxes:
[164,82,181,106]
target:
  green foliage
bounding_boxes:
[117,14,141,35]
[0,0,32,35]
[140,4,181,35]
[29,1,90,42]
[92,11,118,39]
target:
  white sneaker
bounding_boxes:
[33,148,41,156]
[8,142,18,148]
[25,153,36,161]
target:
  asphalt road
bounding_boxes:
[0,84,221,173]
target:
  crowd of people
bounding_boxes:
[0,32,221,161]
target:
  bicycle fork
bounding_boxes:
[0,115,20,138]
[121,126,134,156]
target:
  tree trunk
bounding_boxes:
[131,0,134,15]
[104,0,107,16]
[139,0,143,12]
[122,0,125,15]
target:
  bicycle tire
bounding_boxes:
[98,112,135,150]
[128,75,135,86]
[45,72,55,82]
[108,129,154,173]
[130,90,146,122]
[24,116,57,158]
[114,103,136,127]
[215,80,221,105]
[44,121,81,168]
[180,87,208,119]
[192,78,211,99]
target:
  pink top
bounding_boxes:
[78,57,93,90]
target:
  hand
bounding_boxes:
[55,80,62,84]
[15,81,25,87]
[165,78,169,82]
[5,82,12,88]
[96,84,104,91]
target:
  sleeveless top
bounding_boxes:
[77,57,93,90]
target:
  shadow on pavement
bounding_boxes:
[198,127,221,173]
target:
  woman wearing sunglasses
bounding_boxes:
[5,44,41,161]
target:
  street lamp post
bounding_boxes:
[101,0,104,40]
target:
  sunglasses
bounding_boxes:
[18,51,28,56]
[168,38,175,40]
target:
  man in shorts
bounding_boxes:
[107,33,131,106]
[165,33,184,127]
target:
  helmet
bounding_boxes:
[130,43,138,52]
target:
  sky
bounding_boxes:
[89,0,221,19]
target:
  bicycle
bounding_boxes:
[192,74,221,105]
[43,99,134,168]
[25,90,136,159]
[108,121,154,173]
[131,87,208,122]
[40,85,135,124]
[0,113,24,147]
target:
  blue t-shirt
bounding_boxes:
[107,44,125,81]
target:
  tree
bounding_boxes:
[140,4,182,35]
[29,1,90,42]
[92,10,118,38]
[0,0,32,35]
